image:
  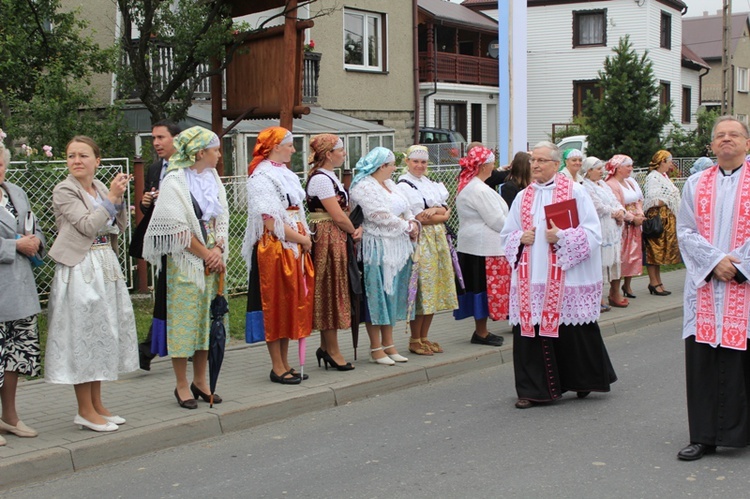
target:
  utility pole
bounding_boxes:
[721,0,731,115]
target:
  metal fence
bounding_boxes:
[6,160,131,301]
[9,155,698,300]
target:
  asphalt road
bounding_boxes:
[6,317,750,498]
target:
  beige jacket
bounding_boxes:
[48,175,127,267]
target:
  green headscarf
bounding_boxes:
[167,126,220,171]
[558,148,583,172]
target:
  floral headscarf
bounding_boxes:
[307,133,342,172]
[648,150,672,171]
[605,154,633,180]
[458,146,494,193]
[248,126,293,175]
[558,148,583,172]
[351,147,396,187]
[167,126,220,171]
[689,157,714,175]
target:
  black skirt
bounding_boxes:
[513,322,617,402]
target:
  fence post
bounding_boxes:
[133,156,149,293]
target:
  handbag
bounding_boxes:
[642,212,664,238]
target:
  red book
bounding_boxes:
[544,198,579,230]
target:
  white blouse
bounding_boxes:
[455,177,508,257]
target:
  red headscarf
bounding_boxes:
[604,154,633,181]
[248,126,291,175]
[458,146,494,193]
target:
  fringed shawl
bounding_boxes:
[242,160,310,272]
[143,168,229,290]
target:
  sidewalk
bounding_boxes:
[0,271,686,490]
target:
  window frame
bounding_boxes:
[572,9,607,48]
[682,86,691,124]
[660,11,672,50]
[737,67,749,93]
[660,81,671,109]
[573,79,602,117]
[343,8,387,73]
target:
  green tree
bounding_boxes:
[665,108,719,157]
[583,36,672,166]
[116,0,327,124]
[0,0,130,157]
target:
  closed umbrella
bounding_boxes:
[348,206,364,359]
[208,273,228,407]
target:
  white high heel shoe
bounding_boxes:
[102,415,126,425]
[369,347,396,365]
[74,414,118,432]
[383,345,408,363]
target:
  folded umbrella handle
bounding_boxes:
[218,272,225,297]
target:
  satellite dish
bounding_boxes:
[488,40,499,59]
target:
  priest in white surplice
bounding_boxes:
[676,116,750,461]
[500,141,617,409]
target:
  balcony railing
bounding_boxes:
[418,52,498,86]
[302,52,321,104]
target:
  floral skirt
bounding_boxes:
[415,224,458,315]
[166,258,220,358]
[454,253,511,322]
[311,220,350,330]
[363,258,413,327]
[45,245,138,384]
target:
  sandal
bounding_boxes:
[408,338,433,356]
[422,339,443,353]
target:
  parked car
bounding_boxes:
[556,135,588,155]
[419,128,466,165]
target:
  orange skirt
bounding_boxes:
[255,228,314,341]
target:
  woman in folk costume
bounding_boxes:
[500,141,616,409]
[453,146,509,347]
[643,150,681,296]
[395,145,458,355]
[605,154,645,307]
[243,127,314,385]
[305,133,359,371]
[349,147,418,366]
[558,148,585,184]
[46,136,138,432]
[143,126,229,409]
[581,156,626,313]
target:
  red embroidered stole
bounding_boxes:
[518,174,574,338]
[695,164,750,350]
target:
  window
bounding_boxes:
[738,114,749,125]
[344,9,386,71]
[737,67,749,93]
[682,87,691,124]
[347,136,362,170]
[660,12,672,50]
[660,81,671,109]
[573,10,606,48]
[435,102,467,140]
[366,134,395,153]
[573,80,601,117]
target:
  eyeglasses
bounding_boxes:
[714,132,749,140]
[530,158,557,164]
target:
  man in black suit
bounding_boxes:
[132,120,181,370]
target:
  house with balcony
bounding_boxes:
[683,11,750,123]
[464,0,705,146]
[417,0,500,147]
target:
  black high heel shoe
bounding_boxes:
[622,285,636,299]
[190,383,222,404]
[316,347,326,368]
[648,283,671,296]
[323,352,355,371]
[174,388,198,409]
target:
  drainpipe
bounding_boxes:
[413,0,420,145]
[423,24,438,129]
